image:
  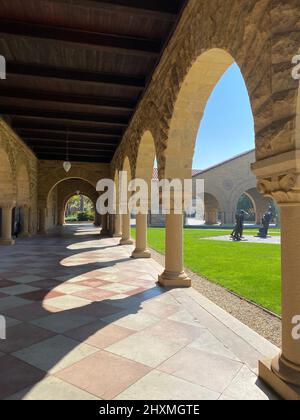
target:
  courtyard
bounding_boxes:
[133,228,282,315]
[0,224,278,400]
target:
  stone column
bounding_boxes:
[158,213,191,287]
[252,166,300,399]
[94,212,101,227]
[269,204,300,387]
[57,207,65,226]
[21,206,30,237]
[0,205,15,245]
[119,214,133,245]
[109,214,115,237]
[100,214,109,237]
[38,207,47,234]
[132,213,151,259]
[113,212,122,237]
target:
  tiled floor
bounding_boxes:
[0,224,279,400]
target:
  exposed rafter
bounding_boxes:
[18,133,120,145]
[0,19,162,57]
[50,0,180,21]
[12,121,124,137]
[6,62,145,89]
[0,106,129,126]
[0,87,136,111]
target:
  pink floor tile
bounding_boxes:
[56,350,150,399]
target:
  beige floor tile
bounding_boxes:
[168,309,205,327]
[221,365,278,400]
[188,329,240,361]
[106,331,182,368]
[103,312,160,331]
[145,318,204,346]
[48,295,90,310]
[159,347,243,394]
[100,284,137,294]
[54,284,90,294]
[13,335,99,374]
[7,376,101,400]
[115,370,219,400]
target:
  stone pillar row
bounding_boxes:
[0,203,33,245]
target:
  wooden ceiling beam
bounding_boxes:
[0,106,129,126]
[12,121,124,137]
[0,19,162,57]
[0,87,136,111]
[6,62,145,89]
[50,0,180,21]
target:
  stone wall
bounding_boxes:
[0,119,38,234]
[110,0,300,196]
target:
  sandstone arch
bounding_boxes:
[16,164,30,206]
[0,148,15,205]
[135,131,156,184]
[204,193,220,225]
[164,49,248,179]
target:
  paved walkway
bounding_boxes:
[204,235,281,245]
[0,225,279,400]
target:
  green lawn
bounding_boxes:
[132,227,281,315]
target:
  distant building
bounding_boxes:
[149,150,279,227]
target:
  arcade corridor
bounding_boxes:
[0,225,278,400]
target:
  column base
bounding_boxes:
[131,249,151,259]
[158,270,191,288]
[119,238,134,246]
[259,358,300,400]
[0,239,15,246]
[271,353,300,387]
[100,230,109,237]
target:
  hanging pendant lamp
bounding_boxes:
[63,129,71,173]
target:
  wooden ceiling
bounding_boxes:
[0,0,187,163]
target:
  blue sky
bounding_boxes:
[192,63,255,170]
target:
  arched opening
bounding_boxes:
[236,192,256,224]
[165,49,239,179]
[237,188,279,227]
[65,194,95,224]
[204,193,221,226]
[45,177,97,231]
[159,48,281,308]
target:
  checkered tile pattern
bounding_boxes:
[0,224,278,400]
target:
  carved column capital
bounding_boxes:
[257,172,300,205]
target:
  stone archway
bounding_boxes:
[164,49,237,180]
[0,147,15,205]
[204,193,220,225]
[58,179,98,226]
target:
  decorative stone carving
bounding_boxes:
[257,173,300,204]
